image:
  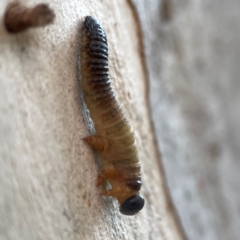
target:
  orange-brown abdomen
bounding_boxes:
[80,16,144,215]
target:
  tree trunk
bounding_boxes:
[0,0,184,239]
[133,1,240,240]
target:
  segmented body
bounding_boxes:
[80,16,144,215]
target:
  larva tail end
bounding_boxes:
[84,16,101,30]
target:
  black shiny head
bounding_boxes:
[120,195,145,216]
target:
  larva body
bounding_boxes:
[80,16,144,215]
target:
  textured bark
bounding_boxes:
[133,1,240,240]
[0,0,184,240]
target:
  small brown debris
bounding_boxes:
[161,0,173,22]
[87,199,91,208]
[4,2,55,33]
[82,191,87,200]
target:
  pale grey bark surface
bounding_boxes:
[2,0,238,239]
[0,0,183,240]
[133,1,240,240]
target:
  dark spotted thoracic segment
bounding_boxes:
[80,16,144,215]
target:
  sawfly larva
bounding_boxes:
[80,16,144,216]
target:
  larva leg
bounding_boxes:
[100,186,127,200]
[83,135,109,152]
[97,165,123,186]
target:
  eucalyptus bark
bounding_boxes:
[0,0,184,240]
